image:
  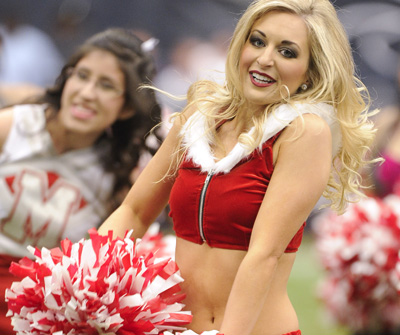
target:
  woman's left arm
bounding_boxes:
[220,114,333,335]
[0,107,14,152]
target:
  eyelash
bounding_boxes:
[248,35,298,59]
[249,36,265,48]
[280,48,297,58]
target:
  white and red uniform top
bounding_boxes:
[0,104,114,258]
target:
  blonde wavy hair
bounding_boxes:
[168,0,378,214]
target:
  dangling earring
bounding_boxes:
[301,83,308,91]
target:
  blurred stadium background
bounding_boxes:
[1,1,399,334]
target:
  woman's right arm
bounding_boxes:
[97,108,193,239]
[0,107,14,151]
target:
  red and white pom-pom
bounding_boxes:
[313,195,400,331]
[6,228,192,335]
[137,223,176,261]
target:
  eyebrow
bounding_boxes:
[252,29,301,50]
[77,66,121,83]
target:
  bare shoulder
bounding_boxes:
[277,113,332,148]
[156,103,199,155]
[0,106,15,149]
[171,103,198,128]
[0,106,15,116]
[295,112,331,135]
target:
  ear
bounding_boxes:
[304,71,311,86]
[302,76,311,89]
[118,108,135,120]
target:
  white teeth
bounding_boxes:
[76,105,93,113]
[252,72,274,83]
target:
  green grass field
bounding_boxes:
[287,233,351,335]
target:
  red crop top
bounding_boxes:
[169,134,305,252]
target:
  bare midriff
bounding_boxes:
[175,237,299,335]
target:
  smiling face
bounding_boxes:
[59,49,129,138]
[239,10,310,109]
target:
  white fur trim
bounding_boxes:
[181,103,341,174]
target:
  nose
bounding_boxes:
[256,47,274,67]
[80,81,97,99]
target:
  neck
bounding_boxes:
[46,118,100,154]
[234,106,259,131]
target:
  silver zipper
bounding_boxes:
[198,171,213,242]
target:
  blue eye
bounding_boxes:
[249,36,265,48]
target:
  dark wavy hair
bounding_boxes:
[36,28,162,209]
